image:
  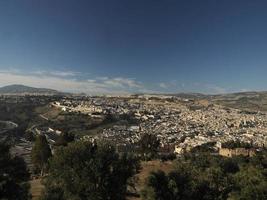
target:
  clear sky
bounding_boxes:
[0,0,267,94]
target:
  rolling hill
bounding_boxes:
[0,84,61,95]
[210,91,267,112]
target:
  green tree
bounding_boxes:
[142,153,236,200]
[55,132,74,146]
[196,167,232,200]
[139,133,160,160]
[141,163,194,200]
[0,142,30,200]
[219,158,239,174]
[41,141,140,200]
[230,166,267,200]
[31,135,52,175]
[141,170,171,200]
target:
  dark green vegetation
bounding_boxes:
[139,133,160,160]
[141,150,267,200]
[41,141,140,200]
[0,142,30,200]
[221,140,252,149]
[41,110,137,137]
[44,112,116,136]
[0,102,39,134]
[31,135,52,175]
[0,96,59,138]
[0,96,136,142]
[55,132,75,146]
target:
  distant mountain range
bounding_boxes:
[0,84,62,95]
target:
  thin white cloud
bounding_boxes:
[0,68,233,95]
[157,81,228,94]
[104,77,142,88]
[29,70,82,78]
[0,68,81,78]
[0,69,144,95]
[159,83,168,89]
[96,76,109,81]
[87,79,97,83]
[240,88,250,92]
[193,82,228,94]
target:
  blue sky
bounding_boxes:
[0,0,267,94]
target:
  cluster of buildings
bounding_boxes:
[6,95,263,157]
[57,96,267,155]
[219,148,256,158]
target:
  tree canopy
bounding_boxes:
[139,133,160,160]
[31,135,52,175]
[41,141,140,200]
[141,150,267,200]
[55,132,75,146]
[0,142,30,200]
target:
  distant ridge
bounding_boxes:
[0,84,62,95]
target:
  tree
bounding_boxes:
[141,170,171,200]
[41,141,140,200]
[31,135,52,175]
[141,162,195,200]
[142,153,236,200]
[141,148,267,200]
[230,166,267,200]
[24,131,36,142]
[55,132,74,146]
[139,133,160,160]
[141,168,194,200]
[219,158,239,174]
[0,142,30,200]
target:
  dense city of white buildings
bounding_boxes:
[53,96,267,154]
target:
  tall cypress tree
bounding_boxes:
[31,135,52,175]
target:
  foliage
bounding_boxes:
[230,166,267,200]
[160,153,177,162]
[190,142,217,153]
[0,142,30,200]
[139,133,160,160]
[142,150,267,200]
[41,141,140,200]
[55,132,75,146]
[221,140,252,149]
[24,131,36,142]
[31,135,52,175]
